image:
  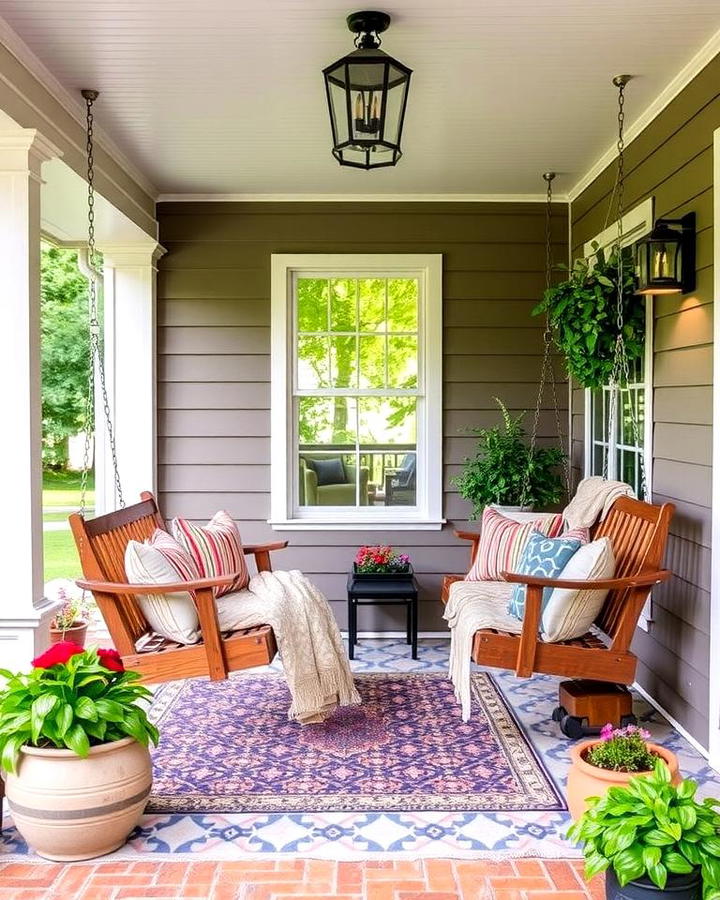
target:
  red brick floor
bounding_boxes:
[0,859,603,899]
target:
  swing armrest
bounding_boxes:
[76,574,237,595]
[242,540,289,573]
[504,569,671,679]
[500,570,672,590]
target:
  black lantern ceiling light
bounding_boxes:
[635,213,696,295]
[323,11,411,169]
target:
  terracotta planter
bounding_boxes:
[567,740,680,821]
[49,620,88,647]
[3,737,152,861]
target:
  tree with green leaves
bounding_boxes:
[41,247,90,469]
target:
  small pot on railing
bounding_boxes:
[49,620,89,647]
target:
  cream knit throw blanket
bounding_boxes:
[215,569,361,725]
[563,476,635,531]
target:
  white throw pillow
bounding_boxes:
[124,533,201,645]
[540,536,615,643]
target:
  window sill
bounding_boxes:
[268,518,447,532]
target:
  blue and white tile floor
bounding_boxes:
[2,639,719,861]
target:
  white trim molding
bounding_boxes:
[569,26,720,202]
[157,192,563,204]
[270,253,444,531]
[709,127,720,772]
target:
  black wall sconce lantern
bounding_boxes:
[323,11,412,170]
[635,213,696,295]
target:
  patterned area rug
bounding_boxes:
[147,672,564,814]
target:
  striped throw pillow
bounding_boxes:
[465,507,564,582]
[171,510,249,598]
[124,529,201,645]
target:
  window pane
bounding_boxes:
[297,278,328,332]
[388,336,418,389]
[330,336,357,388]
[384,451,417,507]
[298,451,358,507]
[297,336,330,389]
[330,279,357,332]
[359,335,386,388]
[387,278,418,332]
[592,390,605,443]
[359,396,416,446]
[298,396,357,447]
[359,278,386,332]
[593,444,606,475]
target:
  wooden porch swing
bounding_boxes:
[68,92,279,684]
[442,110,676,735]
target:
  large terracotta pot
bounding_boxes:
[49,620,88,647]
[3,737,151,861]
[567,739,680,821]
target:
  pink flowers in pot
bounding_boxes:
[354,545,411,574]
[586,722,656,772]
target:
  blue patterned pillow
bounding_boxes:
[507,531,583,620]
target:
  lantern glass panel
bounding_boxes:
[327,76,350,147]
[650,239,680,283]
[382,65,409,145]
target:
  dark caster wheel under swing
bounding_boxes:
[553,680,636,739]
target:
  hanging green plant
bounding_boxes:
[533,242,644,389]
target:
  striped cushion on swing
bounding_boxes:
[465,507,564,582]
[172,510,250,598]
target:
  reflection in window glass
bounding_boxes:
[589,358,646,499]
[294,274,420,511]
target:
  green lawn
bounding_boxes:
[43,469,95,510]
[42,470,93,582]
[44,529,82,581]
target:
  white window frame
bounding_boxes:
[582,199,654,630]
[582,198,654,498]
[269,253,444,530]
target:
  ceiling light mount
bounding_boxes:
[81,89,99,102]
[612,74,633,88]
[347,11,391,48]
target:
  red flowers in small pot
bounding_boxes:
[354,545,411,575]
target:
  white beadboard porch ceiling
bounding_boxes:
[1,0,720,197]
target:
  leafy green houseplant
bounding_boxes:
[452,399,565,518]
[533,242,644,389]
[0,642,158,860]
[568,760,720,899]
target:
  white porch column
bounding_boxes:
[0,129,62,672]
[95,244,165,515]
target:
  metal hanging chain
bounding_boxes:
[520,172,571,507]
[79,89,125,517]
[604,76,647,496]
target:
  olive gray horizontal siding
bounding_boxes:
[157,201,569,631]
[570,54,719,749]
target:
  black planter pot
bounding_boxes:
[351,564,413,582]
[605,868,702,899]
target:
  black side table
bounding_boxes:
[346,572,419,660]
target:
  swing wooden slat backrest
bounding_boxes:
[70,492,285,684]
[442,495,674,683]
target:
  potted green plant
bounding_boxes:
[533,242,644,389]
[567,723,680,820]
[0,641,159,861]
[569,760,720,899]
[49,588,92,647]
[451,398,565,518]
